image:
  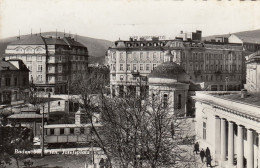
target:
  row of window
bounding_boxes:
[182,63,241,71]
[192,74,241,82]
[0,76,27,87]
[47,127,87,135]
[7,55,44,61]
[161,94,182,109]
[112,52,165,60]
[15,47,44,54]
[111,52,242,62]
[47,75,65,82]
[114,63,157,71]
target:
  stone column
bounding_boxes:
[258,133,260,168]
[215,116,221,162]
[237,125,244,168]
[220,118,227,163]
[247,129,254,168]
[228,121,234,167]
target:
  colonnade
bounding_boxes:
[215,116,257,168]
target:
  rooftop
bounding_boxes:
[194,91,260,121]
[149,62,190,82]
[0,60,18,70]
[9,34,87,48]
[217,92,260,107]
[7,113,47,119]
[10,35,46,45]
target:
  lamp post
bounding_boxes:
[47,93,50,121]
[67,80,70,113]
[90,128,95,167]
[41,104,45,157]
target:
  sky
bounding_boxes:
[0,0,260,41]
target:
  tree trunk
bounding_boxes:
[15,158,19,168]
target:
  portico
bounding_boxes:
[194,91,260,168]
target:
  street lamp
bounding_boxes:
[41,104,45,157]
[90,128,95,167]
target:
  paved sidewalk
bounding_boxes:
[194,153,221,168]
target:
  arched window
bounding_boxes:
[163,94,168,108]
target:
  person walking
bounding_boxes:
[194,142,199,154]
[205,147,211,157]
[99,158,105,168]
[206,155,212,167]
[200,149,205,163]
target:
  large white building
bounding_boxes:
[194,50,260,168]
[106,31,245,98]
[4,34,88,94]
[194,91,260,168]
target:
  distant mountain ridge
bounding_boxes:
[202,29,260,41]
[0,32,112,63]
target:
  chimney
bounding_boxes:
[241,89,248,98]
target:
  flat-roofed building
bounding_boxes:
[194,91,260,168]
[107,31,245,97]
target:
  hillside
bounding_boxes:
[0,32,112,63]
[202,29,260,41]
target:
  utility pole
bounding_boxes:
[41,104,45,157]
[67,80,70,113]
[48,93,50,121]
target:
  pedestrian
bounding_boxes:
[243,157,247,168]
[194,142,199,154]
[105,158,111,168]
[99,158,105,168]
[206,155,212,167]
[171,122,175,139]
[200,149,205,163]
[205,147,211,157]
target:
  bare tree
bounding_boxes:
[70,72,197,168]
[0,126,33,168]
[99,92,196,168]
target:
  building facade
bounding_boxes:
[194,91,260,168]
[148,62,190,116]
[229,34,260,53]
[244,50,260,93]
[0,59,29,105]
[4,34,88,94]
[107,31,245,97]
